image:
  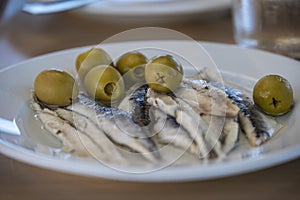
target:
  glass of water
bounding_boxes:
[232,0,300,59]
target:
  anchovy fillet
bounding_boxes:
[147,89,211,158]
[195,68,281,146]
[177,78,240,117]
[220,117,239,153]
[209,82,280,146]
[31,93,160,162]
[202,114,239,154]
[126,85,199,156]
[54,108,126,163]
[31,94,125,164]
[70,93,160,162]
[152,108,199,155]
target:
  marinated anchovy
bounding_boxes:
[126,85,199,155]
[220,117,239,153]
[69,93,160,161]
[193,68,280,146]
[152,108,199,155]
[31,94,126,164]
[177,78,240,117]
[201,114,226,159]
[202,114,239,154]
[209,82,280,146]
[147,89,210,158]
[32,93,160,162]
[54,108,126,163]
[32,104,89,156]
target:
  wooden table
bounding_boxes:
[0,10,299,200]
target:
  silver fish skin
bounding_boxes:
[128,85,152,127]
[68,93,160,162]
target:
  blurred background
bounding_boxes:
[0,0,234,69]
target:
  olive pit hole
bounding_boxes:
[104,82,116,96]
[133,66,145,78]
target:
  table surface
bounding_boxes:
[0,9,299,200]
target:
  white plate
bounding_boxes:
[72,0,232,22]
[0,40,300,182]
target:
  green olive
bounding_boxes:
[34,69,79,106]
[145,55,183,93]
[84,65,124,102]
[116,51,147,85]
[253,74,293,116]
[76,48,112,80]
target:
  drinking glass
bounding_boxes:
[232,0,300,59]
